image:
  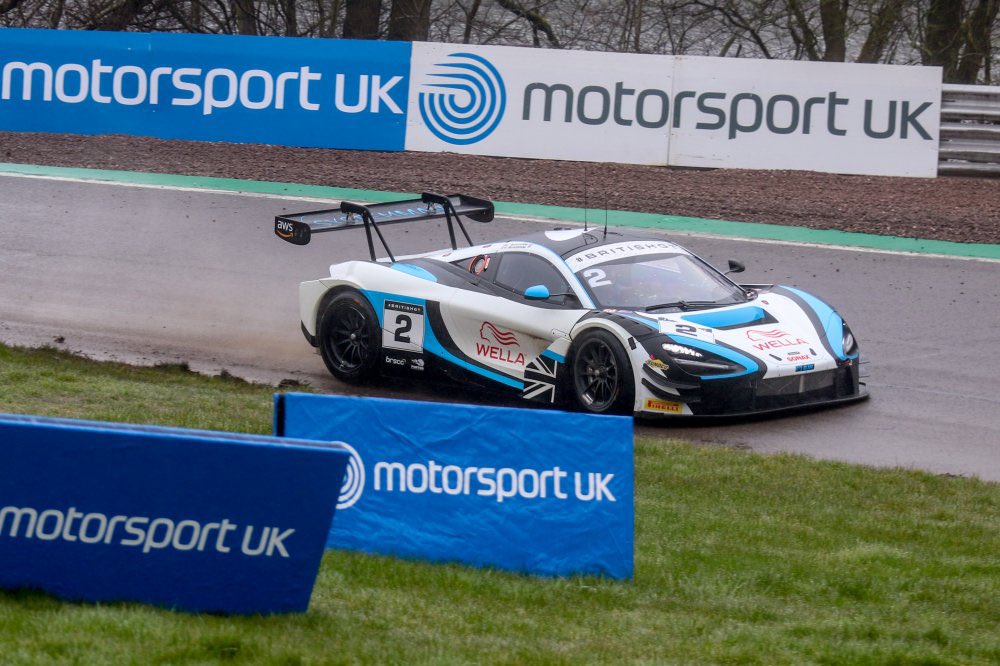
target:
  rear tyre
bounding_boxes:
[570,329,635,415]
[318,290,381,384]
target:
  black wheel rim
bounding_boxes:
[573,339,621,411]
[327,303,373,371]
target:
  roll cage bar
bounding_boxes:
[274,192,494,262]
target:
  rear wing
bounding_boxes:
[274,192,494,262]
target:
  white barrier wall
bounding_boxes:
[406,43,942,177]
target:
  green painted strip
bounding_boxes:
[3,162,999,260]
[0,162,416,203]
[495,201,1000,259]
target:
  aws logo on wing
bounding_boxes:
[418,53,506,145]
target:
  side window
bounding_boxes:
[494,253,572,303]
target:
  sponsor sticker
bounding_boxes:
[643,398,683,414]
[566,241,681,272]
[659,321,716,344]
[746,328,808,351]
[477,322,525,365]
[382,300,425,353]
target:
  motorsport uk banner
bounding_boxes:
[0,28,941,176]
[276,393,635,579]
[0,414,350,614]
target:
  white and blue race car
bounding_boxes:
[275,192,867,417]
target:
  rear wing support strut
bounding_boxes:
[421,192,474,251]
[340,201,397,263]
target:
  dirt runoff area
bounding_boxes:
[3,131,998,245]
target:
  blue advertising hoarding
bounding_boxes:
[276,393,634,579]
[0,28,409,150]
[0,413,350,614]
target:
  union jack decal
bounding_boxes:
[523,354,559,402]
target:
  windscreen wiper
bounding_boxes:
[644,300,727,312]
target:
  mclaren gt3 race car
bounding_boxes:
[274,192,868,418]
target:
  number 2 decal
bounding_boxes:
[393,314,412,344]
[583,268,611,287]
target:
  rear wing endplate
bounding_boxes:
[274,192,494,262]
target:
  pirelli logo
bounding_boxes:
[644,398,683,414]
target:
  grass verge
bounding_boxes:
[1,343,998,664]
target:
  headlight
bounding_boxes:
[662,343,702,358]
[661,341,742,376]
[842,322,858,355]
[672,357,743,375]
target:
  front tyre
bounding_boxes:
[570,329,635,415]
[318,290,381,384]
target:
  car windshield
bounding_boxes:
[576,253,746,310]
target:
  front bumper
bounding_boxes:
[639,362,867,418]
[301,321,318,347]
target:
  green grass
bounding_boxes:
[1,343,999,664]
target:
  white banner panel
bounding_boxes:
[667,57,942,177]
[406,43,672,165]
[405,44,942,178]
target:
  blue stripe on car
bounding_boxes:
[682,306,768,328]
[542,349,565,363]
[618,312,660,331]
[665,335,758,380]
[391,263,438,282]
[779,286,854,360]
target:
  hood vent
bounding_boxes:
[681,306,778,330]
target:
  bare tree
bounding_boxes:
[817,0,846,60]
[955,0,1000,82]
[495,0,561,46]
[343,0,380,37]
[0,0,996,80]
[457,0,482,43]
[388,0,431,39]
[857,0,905,63]
[230,0,257,33]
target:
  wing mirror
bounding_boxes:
[725,259,746,275]
[524,285,551,300]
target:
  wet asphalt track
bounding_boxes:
[2,174,998,481]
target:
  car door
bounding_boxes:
[439,250,587,381]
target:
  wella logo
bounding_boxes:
[746,328,808,351]
[476,322,524,365]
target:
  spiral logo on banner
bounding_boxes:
[335,442,365,510]
[419,53,506,145]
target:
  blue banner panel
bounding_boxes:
[277,393,634,579]
[0,414,349,614]
[0,29,409,150]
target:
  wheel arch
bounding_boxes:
[300,278,372,340]
[565,318,644,415]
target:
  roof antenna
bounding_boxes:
[603,190,609,238]
[583,166,589,232]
